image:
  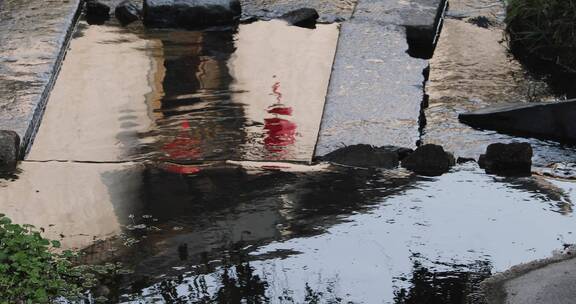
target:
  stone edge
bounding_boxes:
[19,0,84,158]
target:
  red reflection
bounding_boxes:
[264,81,297,155]
[160,120,202,174]
[268,106,293,116]
[264,118,297,152]
[159,163,201,174]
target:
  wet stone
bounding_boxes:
[0,131,20,174]
[459,100,576,144]
[143,0,241,29]
[280,8,319,29]
[115,0,142,26]
[401,144,455,176]
[479,142,533,177]
[86,0,111,25]
[320,144,402,169]
[315,23,427,156]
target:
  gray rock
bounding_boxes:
[115,0,142,26]
[459,99,576,143]
[280,8,319,28]
[320,144,403,169]
[0,131,20,173]
[479,143,533,176]
[401,144,455,176]
[143,0,241,29]
[86,0,111,25]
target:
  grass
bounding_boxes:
[505,0,576,72]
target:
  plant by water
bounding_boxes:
[0,214,128,303]
[505,0,576,72]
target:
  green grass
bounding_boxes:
[506,0,576,72]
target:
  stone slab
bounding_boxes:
[315,22,428,156]
[459,100,576,143]
[0,0,82,156]
[314,0,447,157]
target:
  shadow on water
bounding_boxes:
[393,255,492,304]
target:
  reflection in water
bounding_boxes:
[61,164,576,303]
[28,20,338,164]
[394,257,492,304]
[422,0,576,167]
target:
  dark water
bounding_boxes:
[70,163,576,303]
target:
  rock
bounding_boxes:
[280,8,319,29]
[401,144,455,176]
[321,144,402,169]
[457,157,476,164]
[467,16,494,28]
[143,0,241,29]
[0,130,20,174]
[479,143,533,176]
[115,0,142,26]
[459,99,576,143]
[86,0,111,25]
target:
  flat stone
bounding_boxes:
[0,130,20,173]
[0,0,82,156]
[459,100,576,143]
[353,0,447,58]
[143,0,241,29]
[482,249,576,304]
[315,23,428,156]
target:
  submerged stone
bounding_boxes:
[320,144,403,169]
[401,144,455,176]
[479,143,533,176]
[0,130,20,173]
[115,0,142,26]
[143,0,241,29]
[280,8,319,29]
[86,0,111,25]
[459,100,576,143]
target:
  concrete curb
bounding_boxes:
[0,0,84,158]
[481,247,576,303]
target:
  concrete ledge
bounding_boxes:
[459,99,576,143]
[315,0,448,157]
[482,247,576,304]
[0,0,83,158]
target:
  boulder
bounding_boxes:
[143,0,241,29]
[0,131,20,174]
[479,143,533,176]
[401,144,455,176]
[321,144,404,169]
[86,0,111,25]
[459,99,576,143]
[115,0,142,26]
[280,8,319,29]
